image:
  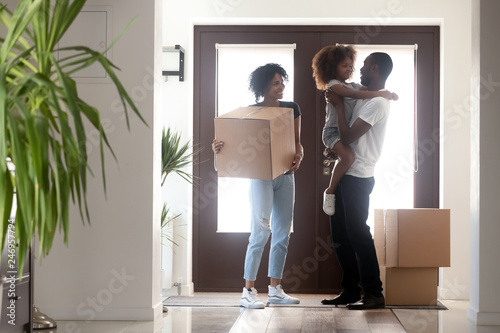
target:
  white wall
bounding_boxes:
[469,0,500,326]
[162,0,474,301]
[3,0,165,325]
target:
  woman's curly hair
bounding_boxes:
[248,63,289,103]
[311,45,357,90]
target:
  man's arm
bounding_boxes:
[328,92,372,145]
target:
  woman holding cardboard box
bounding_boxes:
[212,63,303,309]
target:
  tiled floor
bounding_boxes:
[53,298,500,333]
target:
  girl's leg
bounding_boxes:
[326,141,354,194]
[324,141,354,215]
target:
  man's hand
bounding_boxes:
[325,88,344,107]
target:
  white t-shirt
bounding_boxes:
[346,92,390,178]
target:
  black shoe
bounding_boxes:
[321,291,361,305]
[346,293,385,310]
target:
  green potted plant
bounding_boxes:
[0,0,146,273]
[160,127,200,247]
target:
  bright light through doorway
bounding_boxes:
[352,45,416,232]
[216,44,415,233]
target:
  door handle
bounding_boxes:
[322,159,333,176]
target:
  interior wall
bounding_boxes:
[3,0,165,323]
[469,0,500,326]
[162,0,473,301]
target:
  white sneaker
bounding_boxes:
[240,287,265,309]
[323,191,335,215]
[268,285,300,304]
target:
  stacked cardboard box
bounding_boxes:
[374,209,450,306]
[214,106,296,180]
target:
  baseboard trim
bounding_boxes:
[468,306,500,326]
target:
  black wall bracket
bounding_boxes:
[162,45,184,81]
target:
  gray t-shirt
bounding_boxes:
[324,79,363,128]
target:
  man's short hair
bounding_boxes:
[370,52,393,80]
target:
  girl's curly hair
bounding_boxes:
[311,44,357,90]
[248,63,289,103]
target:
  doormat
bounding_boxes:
[162,293,447,310]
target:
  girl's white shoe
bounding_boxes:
[323,191,336,216]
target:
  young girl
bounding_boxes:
[312,45,397,216]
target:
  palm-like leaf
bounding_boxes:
[0,0,146,274]
[160,203,182,249]
[160,127,201,249]
[161,127,201,186]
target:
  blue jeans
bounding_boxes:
[244,173,295,281]
[329,175,383,296]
